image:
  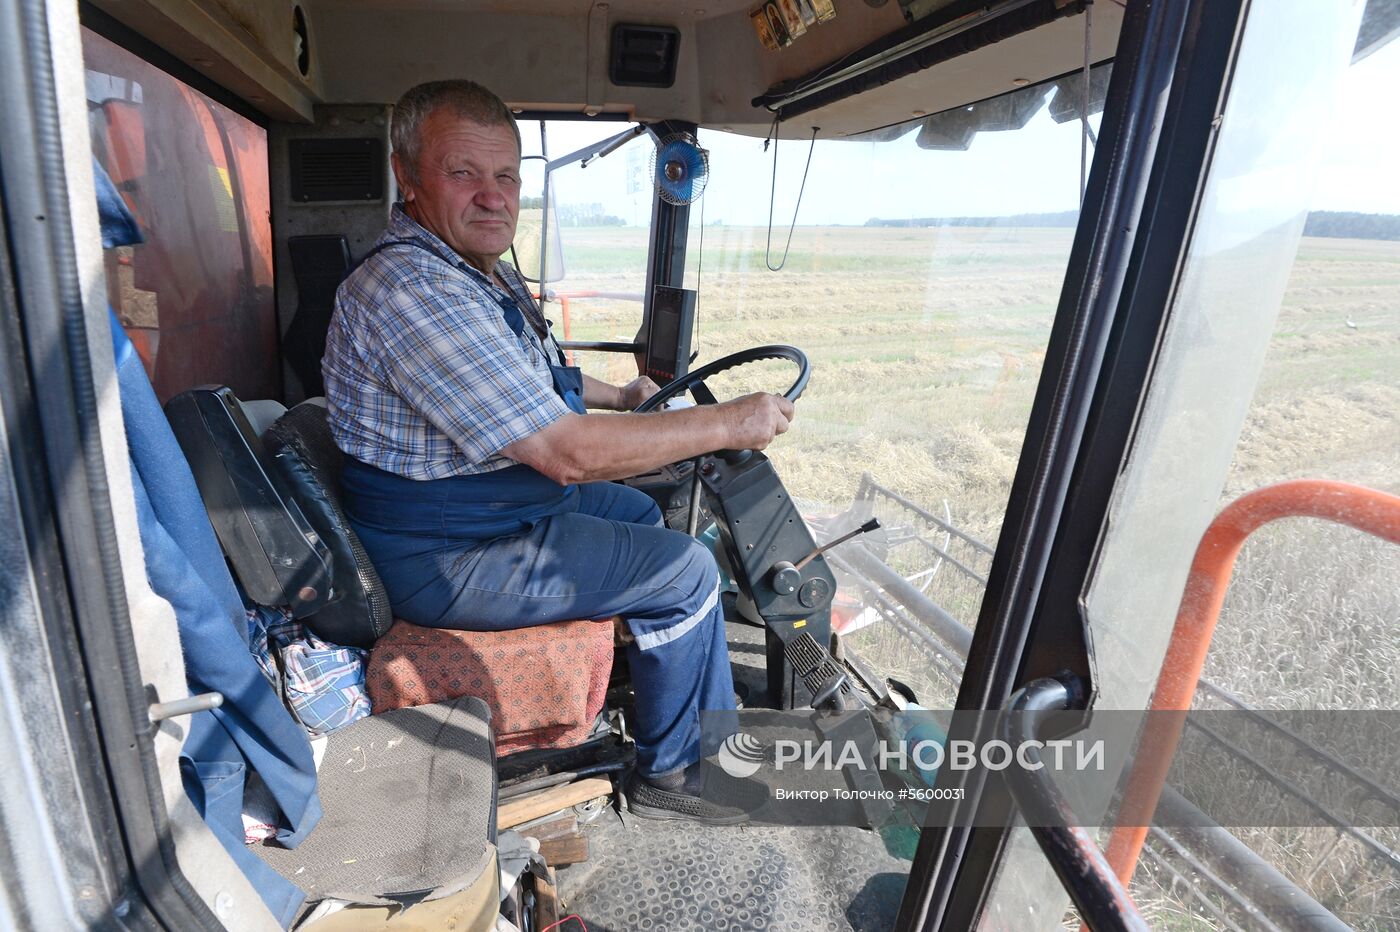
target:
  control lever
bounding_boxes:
[796,518,881,570]
[769,518,881,594]
[717,449,753,467]
[810,672,852,711]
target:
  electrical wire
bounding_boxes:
[541,915,587,932]
[694,164,705,355]
[761,43,875,111]
[765,122,819,271]
[761,0,1047,111]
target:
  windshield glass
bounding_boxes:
[988,9,1400,930]
[1077,23,1400,930]
[685,69,1107,708]
[516,71,1108,711]
[518,120,655,387]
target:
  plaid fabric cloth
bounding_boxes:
[322,205,571,480]
[246,605,371,736]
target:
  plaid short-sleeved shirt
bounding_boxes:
[322,206,572,480]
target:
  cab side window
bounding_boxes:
[84,27,278,402]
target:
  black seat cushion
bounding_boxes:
[254,695,497,904]
[262,402,392,648]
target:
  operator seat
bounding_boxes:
[115,382,497,930]
[168,386,615,755]
[262,397,615,755]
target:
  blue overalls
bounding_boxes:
[340,239,736,779]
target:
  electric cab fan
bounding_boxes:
[652,132,710,206]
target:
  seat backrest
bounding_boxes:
[262,401,393,648]
[282,234,352,399]
[165,386,335,617]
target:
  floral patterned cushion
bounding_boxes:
[366,618,615,755]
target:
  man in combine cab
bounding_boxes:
[322,80,792,823]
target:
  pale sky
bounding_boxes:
[528,34,1399,227]
[1310,32,1400,213]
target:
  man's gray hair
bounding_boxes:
[391,80,521,183]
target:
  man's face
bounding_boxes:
[396,109,520,274]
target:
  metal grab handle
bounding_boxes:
[1001,677,1149,932]
[149,691,224,723]
[1104,480,1400,888]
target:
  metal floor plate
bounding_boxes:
[556,623,914,931]
[559,812,911,931]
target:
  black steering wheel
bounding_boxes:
[633,344,810,414]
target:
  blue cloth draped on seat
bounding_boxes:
[97,159,320,927]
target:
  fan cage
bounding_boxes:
[652,133,710,206]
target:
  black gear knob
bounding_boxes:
[770,560,801,595]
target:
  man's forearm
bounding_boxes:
[582,373,623,411]
[509,407,731,484]
[502,391,793,486]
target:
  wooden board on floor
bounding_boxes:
[497,777,613,829]
[534,867,560,929]
[514,812,578,841]
[538,833,590,867]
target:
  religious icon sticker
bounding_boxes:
[751,0,836,50]
[778,0,807,38]
[751,6,781,49]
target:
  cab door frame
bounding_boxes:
[893,0,1260,926]
[0,0,232,926]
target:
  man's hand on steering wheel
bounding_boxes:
[617,376,662,410]
[505,346,807,486]
[722,393,795,451]
[630,344,809,456]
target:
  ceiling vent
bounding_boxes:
[610,24,681,88]
[288,138,384,203]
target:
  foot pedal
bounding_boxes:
[786,632,888,825]
[783,632,858,710]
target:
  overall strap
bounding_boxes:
[355,237,459,272]
[357,238,571,369]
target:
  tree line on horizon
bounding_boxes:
[864,210,1400,241]
[519,196,625,227]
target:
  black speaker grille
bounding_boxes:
[289,137,384,202]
